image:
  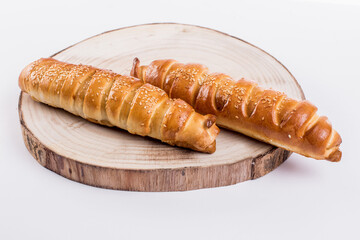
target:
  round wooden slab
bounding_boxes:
[19,23,304,191]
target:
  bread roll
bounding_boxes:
[131,58,342,161]
[19,58,219,153]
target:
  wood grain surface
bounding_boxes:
[18,23,304,191]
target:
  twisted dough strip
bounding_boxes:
[19,58,219,153]
[131,58,342,161]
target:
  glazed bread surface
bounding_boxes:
[19,58,219,153]
[131,58,342,161]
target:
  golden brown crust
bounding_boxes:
[131,58,342,161]
[19,58,219,153]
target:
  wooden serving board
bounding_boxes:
[19,23,304,191]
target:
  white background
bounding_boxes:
[1,0,359,239]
